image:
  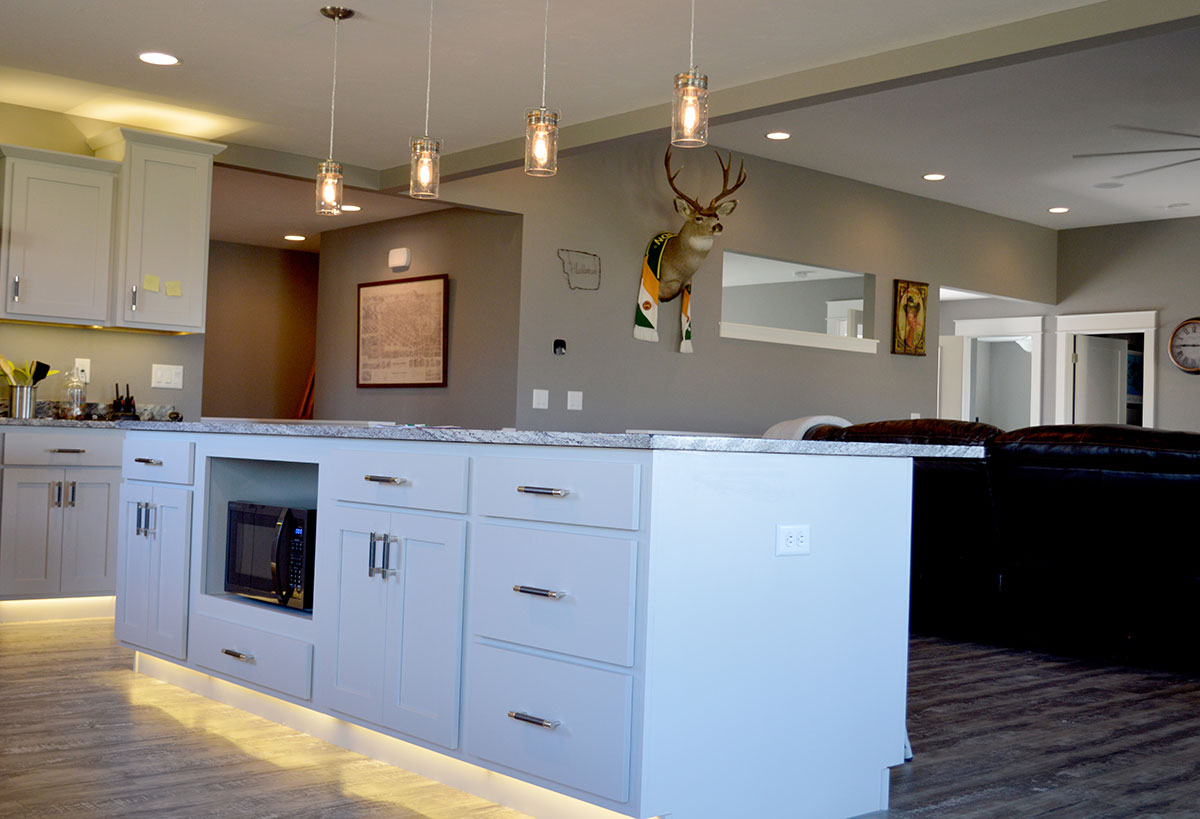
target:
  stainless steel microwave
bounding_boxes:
[225,501,316,611]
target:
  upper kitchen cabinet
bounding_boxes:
[0,145,120,324]
[93,128,225,332]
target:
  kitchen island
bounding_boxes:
[109,420,968,819]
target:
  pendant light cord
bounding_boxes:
[541,0,549,109]
[689,0,695,70]
[328,14,340,160]
[424,0,434,137]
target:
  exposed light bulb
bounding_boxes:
[533,133,549,165]
[409,136,442,199]
[682,97,698,132]
[671,71,708,147]
[418,156,433,186]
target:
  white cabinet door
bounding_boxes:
[113,137,219,331]
[114,483,191,659]
[59,467,120,595]
[0,467,61,596]
[0,149,117,323]
[325,505,391,724]
[324,506,466,749]
[380,512,466,749]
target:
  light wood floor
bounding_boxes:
[3,620,1200,818]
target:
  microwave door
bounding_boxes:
[271,508,293,606]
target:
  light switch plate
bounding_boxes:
[152,363,184,390]
[567,390,583,411]
[532,388,549,409]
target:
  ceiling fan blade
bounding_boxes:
[1112,124,1200,141]
[1111,156,1200,180]
[1074,147,1200,158]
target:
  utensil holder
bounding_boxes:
[9,384,36,418]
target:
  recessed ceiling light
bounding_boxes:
[341,204,361,212]
[923,173,946,181]
[1047,207,1070,214]
[284,235,306,242]
[765,131,791,141]
[139,52,180,66]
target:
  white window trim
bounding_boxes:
[719,321,879,354]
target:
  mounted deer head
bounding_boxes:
[657,147,746,302]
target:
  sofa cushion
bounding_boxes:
[806,418,1003,446]
[989,424,1200,474]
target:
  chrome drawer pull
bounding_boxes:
[508,711,560,730]
[134,457,163,466]
[364,474,408,485]
[221,648,254,662]
[513,585,565,599]
[516,485,570,497]
[50,448,86,454]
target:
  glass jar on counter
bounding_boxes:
[64,369,86,419]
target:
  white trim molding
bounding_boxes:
[1054,310,1156,427]
[954,316,1044,426]
[719,321,879,354]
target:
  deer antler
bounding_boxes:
[709,150,747,210]
[664,148,705,214]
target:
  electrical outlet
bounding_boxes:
[74,358,91,384]
[776,524,811,556]
[151,363,184,390]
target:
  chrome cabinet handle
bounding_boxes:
[508,711,560,730]
[516,485,570,497]
[52,482,63,508]
[50,448,86,454]
[131,284,138,311]
[134,457,163,466]
[12,275,19,303]
[383,534,400,579]
[145,504,157,539]
[136,501,145,536]
[364,474,408,485]
[513,585,565,599]
[221,648,254,662]
[67,482,76,508]
[368,532,381,577]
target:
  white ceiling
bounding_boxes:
[723,252,864,288]
[2,0,1198,240]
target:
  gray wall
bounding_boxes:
[202,241,318,419]
[722,276,869,335]
[974,340,1032,431]
[443,134,1057,434]
[0,322,204,418]
[312,208,522,427]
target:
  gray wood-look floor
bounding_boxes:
[3,620,1200,818]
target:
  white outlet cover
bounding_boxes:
[74,358,91,384]
[567,390,583,411]
[152,363,184,390]
[532,388,549,409]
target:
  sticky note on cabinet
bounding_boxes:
[142,274,161,292]
[165,280,183,297]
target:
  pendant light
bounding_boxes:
[316,6,354,215]
[410,0,442,199]
[525,0,559,176]
[671,0,708,148]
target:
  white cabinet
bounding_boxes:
[0,429,122,598]
[0,144,119,323]
[322,504,466,749]
[95,128,224,331]
[114,481,192,659]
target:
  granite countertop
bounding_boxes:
[107,418,984,458]
[0,417,120,429]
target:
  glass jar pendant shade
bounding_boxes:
[525,108,559,176]
[672,69,708,147]
[316,160,343,215]
[410,136,442,199]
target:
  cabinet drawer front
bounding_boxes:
[3,431,122,466]
[329,449,468,513]
[190,614,313,700]
[475,457,640,530]
[466,644,632,802]
[473,525,636,666]
[122,438,194,484]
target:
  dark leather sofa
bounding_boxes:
[805,419,1200,671]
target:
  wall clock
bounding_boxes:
[1168,317,1200,373]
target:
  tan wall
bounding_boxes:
[201,241,318,419]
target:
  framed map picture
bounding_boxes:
[357,274,449,387]
[892,279,928,356]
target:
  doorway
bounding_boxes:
[1054,311,1156,427]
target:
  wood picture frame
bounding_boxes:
[357,274,449,388]
[892,279,928,356]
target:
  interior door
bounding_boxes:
[937,336,968,420]
[1073,334,1128,424]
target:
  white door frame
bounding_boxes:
[954,316,1044,425]
[1054,310,1156,427]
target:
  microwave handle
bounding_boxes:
[271,508,293,606]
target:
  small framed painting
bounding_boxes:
[357,274,449,387]
[892,279,928,356]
